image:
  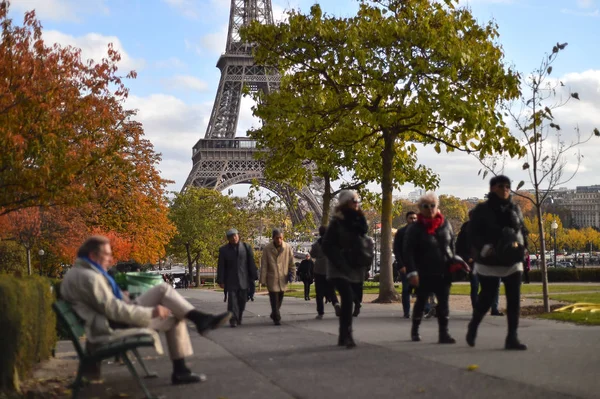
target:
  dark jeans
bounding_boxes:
[315,273,338,315]
[412,276,451,322]
[351,282,363,306]
[475,272,522,337]
[470,273,500,313]
[523,269,530,284]
[268,291,285,321]
[332,278,355,336]
[400,273,411,317]
[303,279,312,299]
[227,289,247,323]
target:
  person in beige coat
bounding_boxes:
[260,229,296,325]
[61,236,231,385]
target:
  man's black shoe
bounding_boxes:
[274,320,281,326]
[171,372,206,385]
[491,310,504,316]
[194,312,232,335]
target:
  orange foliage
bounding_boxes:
[0,2,175,263]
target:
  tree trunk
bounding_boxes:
[374,134,400,303]
[184,242,194,285]
[195,261,201,287]
[536,205,550,312]
[26,247,31,276]
[321,173,332,226]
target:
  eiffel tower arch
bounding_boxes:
[183,0,322,225]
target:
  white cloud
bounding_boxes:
[560,8,599,17]
[161,0,198,19]
[11,0,109,22]
[127,94,213,193]
[200,25,228,54]
[161,75,209,92]
[43,30,145,71]
[155,57,187,69]
[577,0,596,9]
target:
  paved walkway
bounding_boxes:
[51,289,600,399]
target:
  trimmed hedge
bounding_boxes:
[0,275,57,392]
[529,268,600,282]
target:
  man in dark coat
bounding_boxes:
[298,254,315,301]
[217,228,257,327]
[393,211,418,318]
[456,211,504,316]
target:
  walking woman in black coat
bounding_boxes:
[403,192,463,344]
[322,190,370,348]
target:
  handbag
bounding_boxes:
[495,227,525,265]
[344,235,374,269]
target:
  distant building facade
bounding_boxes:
[562,185,600,229]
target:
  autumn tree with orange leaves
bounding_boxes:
[0,1,175,269]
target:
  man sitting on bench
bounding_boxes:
[61,236,231,385]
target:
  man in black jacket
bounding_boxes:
[466,175,528,350]
[393,211,418,318]
[217,229,258,328]
[456,211,503,316]
[298,254,315,301]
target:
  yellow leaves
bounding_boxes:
[554,303,600,314]
[467,364,479,371]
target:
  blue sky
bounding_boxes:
[8,0,600,199]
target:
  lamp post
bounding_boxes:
[38,249,45,276]
[551,220,558,267]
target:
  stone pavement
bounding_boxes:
[55,289,600,399]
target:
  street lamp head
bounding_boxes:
[551,221,558,230]
[38,249,45,256]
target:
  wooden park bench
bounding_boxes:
[53,300,159,399]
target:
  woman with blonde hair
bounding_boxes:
[403,192,465,344]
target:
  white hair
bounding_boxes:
[416,192,439,209]
[337,190,358,207]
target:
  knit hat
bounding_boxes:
[338,190,358,206]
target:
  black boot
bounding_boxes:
[411,318,421,342]
[338,326,348,347]
[438,316,456,344]
[345,328,356,349]
[466,310,485,347]
[505,334,527,350]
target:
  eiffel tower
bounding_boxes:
[183,0,322,225]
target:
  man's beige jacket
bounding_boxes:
[260,242,296,292]
[61,258,162,352]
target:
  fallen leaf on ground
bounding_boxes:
[467,364,479,371]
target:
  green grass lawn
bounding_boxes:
[538,311,600,326]
[267,283,600,299]
[450,284,600,296]
[531,292,600,303]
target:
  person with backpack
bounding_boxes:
[403,193,465,344]
[322,190,373,348]
[298,254,315,301]
[466,175,529,350]
[217,229,258,328]
[457,211,504,315]
[310,226,341,319]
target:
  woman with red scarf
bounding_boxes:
[403,192,460,344]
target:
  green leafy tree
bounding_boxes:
[168,188,246,285]
[438,195,469,233]
[242,0,522,302]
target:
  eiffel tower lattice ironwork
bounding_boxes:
[183,0,322,224]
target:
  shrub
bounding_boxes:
[529,268,600,282]
[0,275,57,392]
